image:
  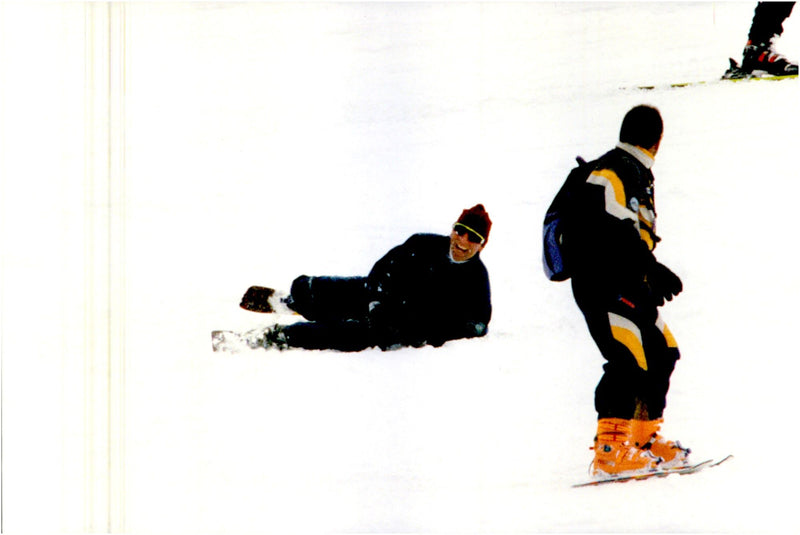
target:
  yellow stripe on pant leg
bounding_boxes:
[608,312,648,370]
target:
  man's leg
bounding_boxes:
[629,310,689,467]
[278,320,375,352]
[587,301,681,421]
[638,312,681,420]
[573,287,664,476]
[287,275,369,322]
[582,306,649,420]
[748,2,795,44]
[739,2,797,75]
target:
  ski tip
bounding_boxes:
[211,330,224,351]
[240,285,277,313]
[711,454,734,466]
[722,58,744,79]
[211,330,238,352]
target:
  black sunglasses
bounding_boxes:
[453,223,485,245]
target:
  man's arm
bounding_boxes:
[364,235,426,349]
[425,275,491,347]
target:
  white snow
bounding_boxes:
[1,2,799,533]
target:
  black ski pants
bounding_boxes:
[749,2,795,43]
[571,279,680,421]
[280,275,376,351]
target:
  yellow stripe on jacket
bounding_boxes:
[587,169,637,223]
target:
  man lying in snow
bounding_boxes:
[216,204,492,352]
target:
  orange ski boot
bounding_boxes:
[591,418,662,479]
[632,418,691,470]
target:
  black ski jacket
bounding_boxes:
[366,233,492,348]
[567,143,660,301]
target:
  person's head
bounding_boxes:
[450,204,492,262]
[619,105,663,155]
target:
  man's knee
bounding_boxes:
[287,275,315,317]
[288,275,369,322]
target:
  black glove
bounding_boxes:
[647,262,682,306]
[368,301,401,350]
[368,300,427,350]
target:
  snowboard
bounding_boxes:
[572,455,733,488]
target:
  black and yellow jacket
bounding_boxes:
[568,142,660,299]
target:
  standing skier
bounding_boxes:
[726,2,797,78]
[565,106,689,479]
[232,204,492,352]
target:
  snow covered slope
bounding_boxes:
[2,2,798,533]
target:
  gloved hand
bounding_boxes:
[368,300,427,350]
[647,262,682,306]
[368,301,401,350]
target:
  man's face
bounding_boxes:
[450,224,484,262]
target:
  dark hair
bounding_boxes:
[619,105,663,149]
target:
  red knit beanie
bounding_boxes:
[456,204,492,244]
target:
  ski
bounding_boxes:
[721,57,797,81]
[572,455,732,488]
[211,327,270,353]
[212,329,250,353]
[627,59,796,91]
[631,74,796,91]
[709,454,734,467]
[239,285,298,315]
[240,285,277,312]
[212,323,290,353]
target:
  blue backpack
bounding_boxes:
[542,156,593,281]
